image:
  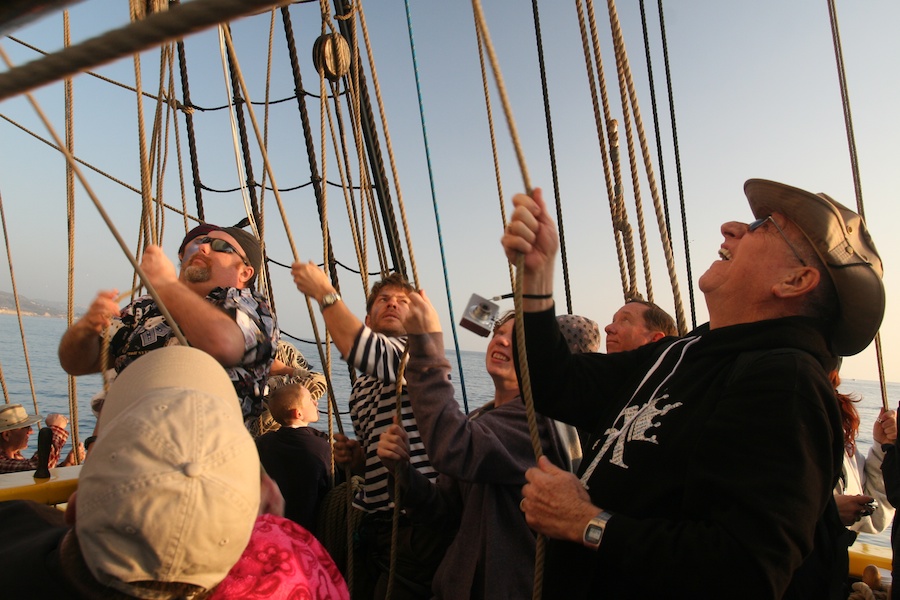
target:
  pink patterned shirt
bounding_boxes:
[210,513,349,600]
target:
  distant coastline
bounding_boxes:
[0,290,75,319]
[0,308,66,318]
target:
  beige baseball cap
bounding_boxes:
[76,346,260,595]
[744,179,885,356]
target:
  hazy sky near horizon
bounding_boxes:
[0,0,898,383]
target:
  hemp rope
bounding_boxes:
[574,0,632,297]
[470,3,546,598]
[604,0,686,332]
[63,11,81,460]
[0,193,38,413]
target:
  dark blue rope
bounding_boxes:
[403,0,469,413]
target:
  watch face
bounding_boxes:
[585,524,604,545]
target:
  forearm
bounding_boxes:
[46,425,69,468]
[58,320,103,375]
[408,332,534,483]
[154,282,245,365]
[319,301,364,358]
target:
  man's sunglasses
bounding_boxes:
[747,216,807,267]
[194,236,250,266]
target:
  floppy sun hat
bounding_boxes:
[76,346,260,595]
[744,179,885,356]
[0,404,41,433]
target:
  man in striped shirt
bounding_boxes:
[291,265,450,599]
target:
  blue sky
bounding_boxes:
[0,0,898,383]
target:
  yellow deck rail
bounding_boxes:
[0,465,80,505]
[849,541,893,579]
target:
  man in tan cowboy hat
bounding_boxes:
[0,346,262,598]
[58,224,278,433]
[502,180,884,599]
[0,404,82,473]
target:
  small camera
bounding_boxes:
[861,499,879,516]
[460,293,500,337]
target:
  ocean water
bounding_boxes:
[1,313,896,548]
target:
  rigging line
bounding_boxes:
[0,45,189,347]
[217,27,256,238]
[0,0,295,102]
[470,3,545,598]
[605,0,655,303]
[64,10,80,454]
[335,0,407,281]
[166,51,191,235]
[172,2,205,222]
[222,26,263,241]
[403,0,469,413]
[278,6,346,439]
[2,113,202,222]
[530,0,573,316]
[357,1,418,288]
[129,0,157,247]
[825,0,887,410]
[257,7,277,317]
[471,5,514,296]
[221,20,346,438]
[656,0,695,330]
[637,1,671,246]
[574,0,628,298]
[324,78,371,287]
[0,191,38,413]
[585,0,639,299]
[605,0,687,334]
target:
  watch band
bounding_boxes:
[582,510,612,551]
[320,292,341,310]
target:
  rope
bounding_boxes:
[63,11,80,460]
[825,0,888,409]
[599,0,687,331]
[471,7,515,297]
[573,1,627,297]
[0,192,38,413]
[0,0,295,102]
[129,0,157,248]
[530,0,574,315]
[357,1,418,288]
[172,3,205,221]
[470,3,545,597]
[278,5,346,447]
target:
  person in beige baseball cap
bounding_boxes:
[0,346,262,598]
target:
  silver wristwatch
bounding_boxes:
[320,292,341,310]
[582,510,612,550]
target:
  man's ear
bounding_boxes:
[239,265,254,286]
[773,266,821,299]
[648,331,666,343]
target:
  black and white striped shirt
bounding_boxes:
[348,326,437,512]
